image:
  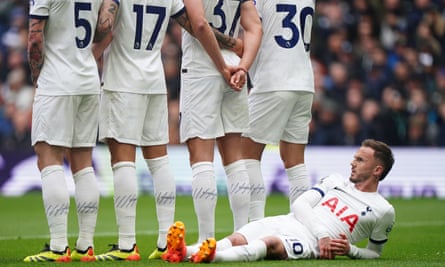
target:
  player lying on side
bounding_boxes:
[162,139,396,262]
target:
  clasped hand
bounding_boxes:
[222,65,247,91]
[318,233,351,260]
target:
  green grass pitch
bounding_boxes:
[0,194,444,266]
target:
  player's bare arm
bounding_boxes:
[238,0,262,71]
[213,30,244,58]
[27,18,45,87]
[175,9,244,90]
[174,12,244,58]
[174,11,193,34]
[182,0,236,88]
[92,0,119,61]
[94,0,119,43]
[228,0,262,90]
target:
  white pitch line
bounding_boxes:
[0,228,233,241]
[1,222,444,241]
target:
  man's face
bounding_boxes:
[349,146,380,184]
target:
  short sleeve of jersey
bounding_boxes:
[250,0,315,93]
[171,0,185,18]
[313,173,346,196]
[370,205,395,243]
[255,0,264,18]
[29,0,52,18]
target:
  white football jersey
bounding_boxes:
[102,0,184,94]
[313,174,395,244]
[29,0,102,96]
[251,0,315,93]
[181,0,244,78]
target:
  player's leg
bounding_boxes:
[280,142,310,206]
[217,133,250,231]
[193,215,309,262]
[69,148,99,261]
[196,234,315,262]
[180,76,224,243]
[241,137,266,221]
[243,91,290,221]
[162,221,248,263]
[95,91,141,261]
[217,239,269,262]
[36,143,68,252]
[143,146,176,259]
[69,95,100,261]
[187,137,217,243]
[95,141,140,261]
[108,140,138,250]
[219,85,250,230]
[145,152,175,259]
[280,91,314,206]
[192,237,268,263]
[25,95,73,262]
[140,94,176,259]
[208,212,288,261]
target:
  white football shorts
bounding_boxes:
[179,75,248,143]
[99,90,168,146]
[237,214,317,259]
[243,91,313,145]
[31,94,99,147]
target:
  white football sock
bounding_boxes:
[216,238,233,251]
[73,167,99,251]
[244,159,265,221]
[146,155,176,249]
[185,235,232,258]
[185,239,232,258]
[224,160,250,231]
[191,161,217,243]
[41,165,70,252]
[113,161,138,250]
[213,239,267,262]
[286,163,310,208]
[185,243,200,258]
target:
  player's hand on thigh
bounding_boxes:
[318,237,334,260]
[329,233,350,256]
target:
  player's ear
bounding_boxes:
[373,164,383,180]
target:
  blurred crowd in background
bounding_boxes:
[1,0,445,154]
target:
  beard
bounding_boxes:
[349,173,363,184]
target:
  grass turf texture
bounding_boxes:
[0,194,444,266]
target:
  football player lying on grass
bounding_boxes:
[163,139,395,262]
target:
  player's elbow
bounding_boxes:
[94,26,112,43]
[192,18,210,35]
[253,23,263,37]
[250,28,263,42]
[243,22,262,38]
[28,32,43,47]
[27,38,43,59]
[96,25,110,36]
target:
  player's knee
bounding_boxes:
[228,233,248,246]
